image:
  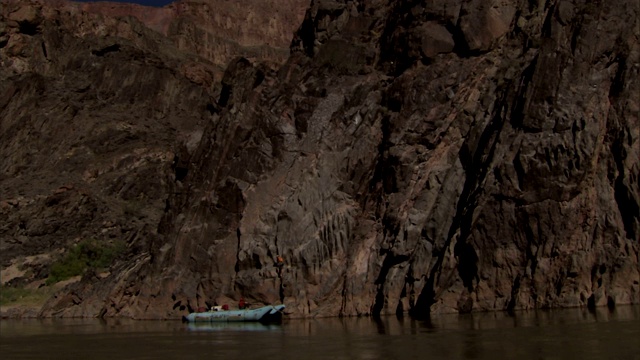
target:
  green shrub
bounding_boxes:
[0,286,31,305]
[46,239,125,285]
[0,285,54,306]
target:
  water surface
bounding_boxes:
[1,306,639,360]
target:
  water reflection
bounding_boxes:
[186,322,282,332]
[1,306,639,360]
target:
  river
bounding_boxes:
[1,306,639,360]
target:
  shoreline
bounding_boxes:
[3,301,639,321]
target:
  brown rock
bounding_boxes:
[556,1,575,26]
[76,0,309,71]
[1,0,636,321]
[180,61,218,87]
[4,33,29,56]
[417,22,455,59]
[8,3,42,29]
[459,1,516,52]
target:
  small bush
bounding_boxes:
[0,286,32,305]
[46,239,125,285]
[0,285,54,306]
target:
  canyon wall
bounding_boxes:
[76,0,310,71]
[1,0,638,319]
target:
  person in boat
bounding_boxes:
[239,297,246,309]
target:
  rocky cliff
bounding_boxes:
[76,0,309,72]
[1,0,638,319]
[0,0,303,316]
[0,0,216,291]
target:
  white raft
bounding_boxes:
[182,305,285,323]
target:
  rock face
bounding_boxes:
[0,0,215,279]
[0,0,303,312]
[1,0,638,319]
[76,0,310,71]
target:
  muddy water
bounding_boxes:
[1,306,639,360]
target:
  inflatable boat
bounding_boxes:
[182,304,285,323]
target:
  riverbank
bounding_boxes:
[0,277,78,319]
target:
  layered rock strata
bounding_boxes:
[2,0,638,319]
[0,0,216,297]
[76,0,310,71]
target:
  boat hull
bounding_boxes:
[182,305,285,323]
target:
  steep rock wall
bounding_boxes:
[35,0,640,319]
[74,0,310,71]
[0,0,214,294]
[0,0,308,317]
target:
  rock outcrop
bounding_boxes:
[2,0,638,319]
[0,0,216,280]
[0,0,302,313]
[75,0,310,72]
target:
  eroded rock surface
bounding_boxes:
[75,0,310,72]
[0,0,216,316]
[2,0,638,319]
[0,0,312,316]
